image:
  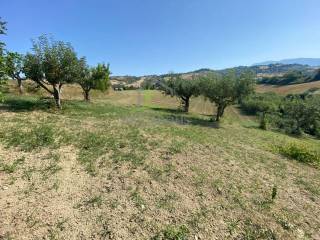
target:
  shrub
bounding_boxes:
[241,93,320,136]
[278,95,320,136]
[278,143,320,167]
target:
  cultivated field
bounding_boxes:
[256,80,320,95]
[0,83,320,239]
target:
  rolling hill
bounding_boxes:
[111,63,319,89]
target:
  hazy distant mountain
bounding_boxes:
[254,58,320,67]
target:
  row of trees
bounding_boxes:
[23,35,111,108]
[161,72,255,121]
[0,20,110,108]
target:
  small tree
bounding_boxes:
[200,71,255,121]
[23,35,79,108]
[256,100,278,130]
[161,75,200,112]
[6,52,25,94]
[76,58,110,101]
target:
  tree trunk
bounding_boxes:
[183,97,190,112]
[215,104,225,122]
[53,84,62,109]
[17,79,23,94]
[260,112,267,130]
[84,90,90,102]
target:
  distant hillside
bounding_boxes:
[254,58,320,67]
[111,63,319,89]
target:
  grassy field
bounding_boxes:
[256,80,320,95]
[0,83,320,239]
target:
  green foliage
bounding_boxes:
[5,124,55,151]
[0,157,25,174]
[77,128,148,175]
[242,219,277,240]
[271,186,277,200]
[161,75,200,112]
[23,35,80,107]
[76,58,111,101]
[5,52,24,80]
[200,71,255,121]
[241,93,282,129]
[241,93,281,115]
[279,95,320,135]
[152,225,189,240]
[5,51,25,93]
[0,18,7,101]
[260,70,309,85]
[242,93,320,136]
[278,142,320,167]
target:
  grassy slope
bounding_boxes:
[256,80,320,95]
[0,86,320,239]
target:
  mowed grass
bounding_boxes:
[0,86,320,239]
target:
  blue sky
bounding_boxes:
[1,0,320,76]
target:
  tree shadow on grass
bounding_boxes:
[150,107,220,128]
[0,97,54,112]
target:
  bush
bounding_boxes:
[278,143,320,167]
[241,93,320,137]
[241,93,281,115]
[278,95,320,136]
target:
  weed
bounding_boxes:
[77,132,107,175]
[167,139,185,154]
[22,167,36,181]
[144,163,174,182]
[295,178,320,196]
[187,207,209,231]
[272,186,277,201]
[5,124,55,151]
[241,219,277,240]
[0,156,25,173]
[76,195,103,209]
[152,225,189,240]
[191,167,209,188]
[156,192,179,211]
[109,199,120,209]
[40,153,62,180]
[278,143,320,167]
[131,189,146,211]
[56,218,68,231]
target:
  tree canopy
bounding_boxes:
[161,75,200,112]
[76,58,111,101]
[23,35,80,108]
[5,51,25,93]
[200,71,255,121]
[0,18,7,80]
[0,18,7,101]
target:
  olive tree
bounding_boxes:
[76,58,111,101]
[200,71,255,121]
[6,52,25,94]
[161,75,200,112]
[23,35,79,108]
